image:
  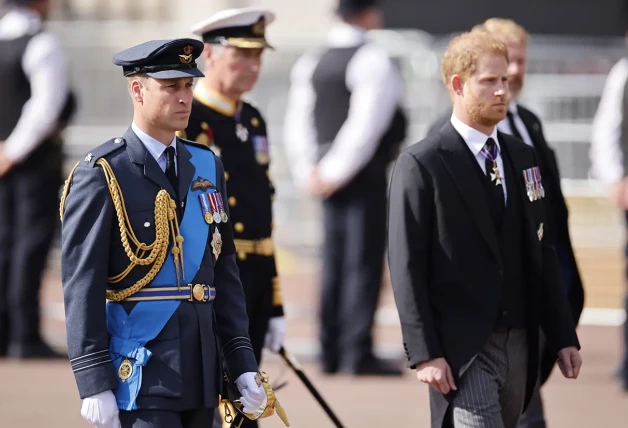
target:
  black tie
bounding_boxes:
[506,111,524,141]
[484,138,505,221]
[165,146,178,194]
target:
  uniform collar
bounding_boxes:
[131,122,177,162]
[450,113,500,157]
[193,82,239,117]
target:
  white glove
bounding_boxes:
[264,316,286,353]
[81,390,121,428]
[236,372,266,414]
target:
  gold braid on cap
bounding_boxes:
[59,159,185,301]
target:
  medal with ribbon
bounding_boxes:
[209,193,222,224]
[533,167,545,198]
[216,193,228,223]
[480,143,502,186]
[198,193,213,224]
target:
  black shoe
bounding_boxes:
[343,355,403,376]
[8,340,67,360]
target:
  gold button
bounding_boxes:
[251,117,260,128]
[238,251,247,261]
[234,222,244,233]
[225,172,230,181]
[229,196,237,207]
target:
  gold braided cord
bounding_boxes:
[58,157,185,302]
[59,161,80,222]
[95,159,186,301]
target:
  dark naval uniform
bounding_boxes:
[60,39,258,428]
[181,86,284,366]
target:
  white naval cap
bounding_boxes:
[191,7,276,49]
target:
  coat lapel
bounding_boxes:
[176,139,196,204]
[438,122,502,266]
[123,127,177,200]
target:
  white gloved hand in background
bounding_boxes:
[236,372,266,414]
[81,390,121,428]
[264,316,286,352]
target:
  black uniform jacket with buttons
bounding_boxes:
[387,121,580,427]
[60,127,257,409]
[181,90,283,316]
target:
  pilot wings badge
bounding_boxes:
[191,176,215,191]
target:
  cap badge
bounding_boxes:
[179,45,194,64]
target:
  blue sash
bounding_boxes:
[107,145,216,410]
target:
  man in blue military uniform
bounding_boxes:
[181,9,286,418]
[60,38,268,428]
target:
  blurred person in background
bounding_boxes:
[388,30,582,428]
[0,0,76,359]
[181,7,286,428]
[283,0,407,376]
[589,33,628,392]
[428,19,586,426]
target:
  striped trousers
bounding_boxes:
[445,328,528,428]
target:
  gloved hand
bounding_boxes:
[264,316,286,352]
[81,390,121,428]
[236,372,266,414]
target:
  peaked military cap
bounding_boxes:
[112,38,205,79]
[191,7,275,49]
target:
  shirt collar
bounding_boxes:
[508,101,519,115]
[327,22,367,47]
[132,122,177,162]
[450,113,500,157]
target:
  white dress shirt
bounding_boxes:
[589,57,628,185]
[0,7,69,163]
[283,22,403,190]
[497,101,534,148]
[132,122,178,174]
[450,114,507,201]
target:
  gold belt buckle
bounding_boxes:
[190,284,208,302]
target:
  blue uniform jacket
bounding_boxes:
[60,127,257,411]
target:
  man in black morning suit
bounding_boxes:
[426,19,585,428]
[59,39,268,428]
[388,31,582,428]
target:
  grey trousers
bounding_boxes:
[447,328,528,428]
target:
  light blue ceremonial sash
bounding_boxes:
[106,145,216,410]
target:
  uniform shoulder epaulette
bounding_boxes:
[81,137,127,168]
[179,137,213,152]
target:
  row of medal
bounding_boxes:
[523,167,545,202]
[199,192,229,224]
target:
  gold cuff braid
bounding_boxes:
[59,159,185,301]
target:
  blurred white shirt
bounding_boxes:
[0,7,69,163]
[283,22,403,190]
[589,57,628,186]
